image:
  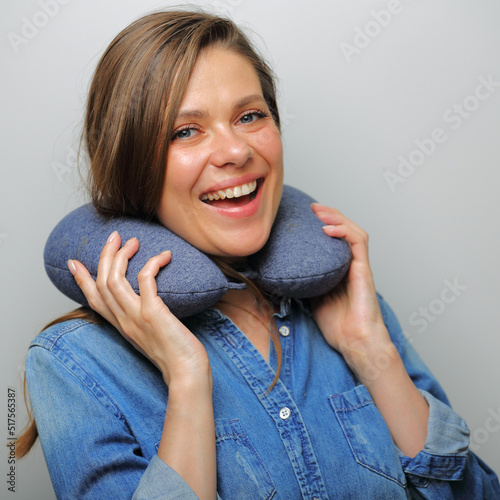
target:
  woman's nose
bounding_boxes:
[209,128,253,169]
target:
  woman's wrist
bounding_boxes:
[159,364,217,500]
[340,329,429,457]
[166,362,213,395]
[338,327,399,385]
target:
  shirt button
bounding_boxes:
[279,407,291,420]
[279,326,290,337]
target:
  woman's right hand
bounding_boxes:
[67,230,211,386]
[70,231,217,498]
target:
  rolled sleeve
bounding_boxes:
[132,455,198,499]
[378,293,500,497]
[399,390,469,481]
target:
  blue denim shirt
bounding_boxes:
[26,295,499,499]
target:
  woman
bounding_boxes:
[21,10,499,499]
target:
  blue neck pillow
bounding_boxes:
[44,185,351,318]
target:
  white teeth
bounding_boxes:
[201,180,258,202]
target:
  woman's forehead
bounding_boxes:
[178,47,263,108]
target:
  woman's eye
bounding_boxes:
[171,126,199,141]
[238,110,268,124]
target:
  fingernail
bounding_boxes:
[106,230,118,244]
[161,250,171,255]
[124,237,137,246]
[67,259,76,275]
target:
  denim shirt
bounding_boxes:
[26,295,499,499]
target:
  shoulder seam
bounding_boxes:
[29,319,94,350]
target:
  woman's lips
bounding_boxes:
[200,179,258,202]
[201,179,264,218]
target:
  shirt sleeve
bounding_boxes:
[26,341,201,499]
[377,293,500,499]
[133,456,224,500]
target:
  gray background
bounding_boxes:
[2,0,499,497]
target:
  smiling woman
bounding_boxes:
[18,9,499,500]
[157,46,283,257]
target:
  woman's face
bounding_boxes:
[157,46,284,258]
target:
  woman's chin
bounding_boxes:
[207,231,271,260]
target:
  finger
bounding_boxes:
[313,210,346,227]
[321,223,370,264]
[96,230,122,282]
[68,259,119,326]
[95,231,123,307]
[312,205,358,230]
[105,237,142,311]
[95,233,139,322]
[137,250,172,304]
[311,203,343,216]
[311,202,337,212]
[311,206,368,250]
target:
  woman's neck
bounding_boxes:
[215,288,277,362]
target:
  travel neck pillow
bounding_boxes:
[44,185,351,318]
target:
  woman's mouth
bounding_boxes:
[200,179,260,209]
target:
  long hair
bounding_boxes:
[85,10,280,219]
[18,9,282,458]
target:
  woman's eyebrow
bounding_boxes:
[234,94,266,110]
[176,95,266,120]
[176,109,206,119]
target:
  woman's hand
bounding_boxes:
[67,231,210,387]
[310,204,396,380]
[311,205,429,457]
[69,231,217,496]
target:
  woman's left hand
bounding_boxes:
[311,204,430,456]
[310,204,395,378]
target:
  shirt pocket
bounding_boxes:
[215,418,276,500]
[329,385,406,488]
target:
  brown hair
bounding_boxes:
[85,9,280,219]
[17,9,282,459]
